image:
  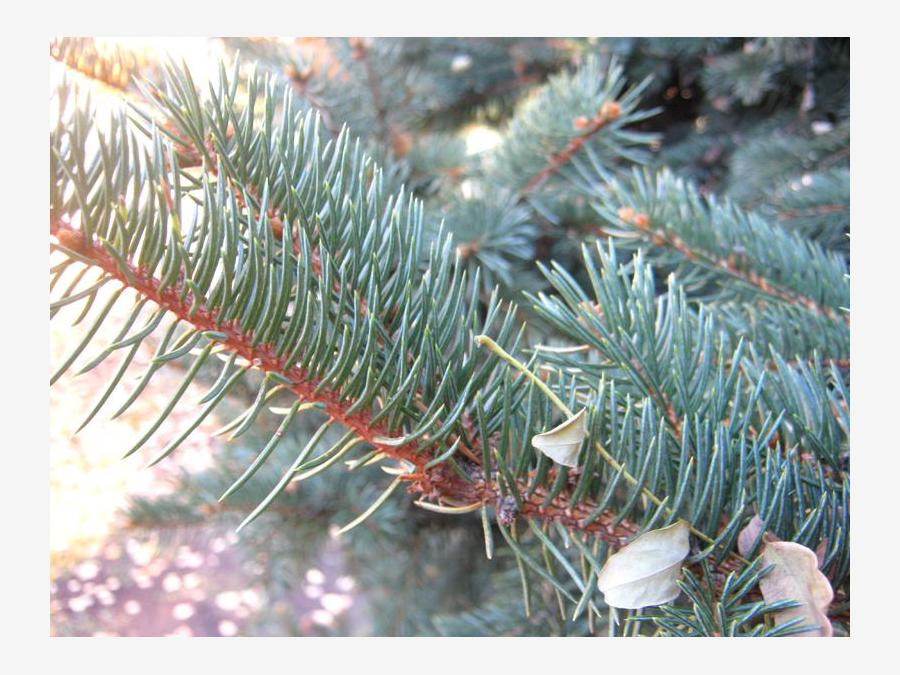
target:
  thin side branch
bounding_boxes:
[614,209,848,324]
[520,101,622,195]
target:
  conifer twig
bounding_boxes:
[474,333,750,564]
[615,208,848,324]
[519,101,622,195]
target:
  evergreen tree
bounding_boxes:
[49,37,850,636]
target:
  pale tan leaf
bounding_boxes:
[596,520,691,609]
[737,514,778,558]
[531,409,587,468]
[760,541,834,637]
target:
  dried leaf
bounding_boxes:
[596,520,691,609]
[531,409,587,468]
[760,541,834,637]
[737,514,778,558]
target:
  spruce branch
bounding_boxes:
[52,174,770,580]
[614,206,844,323]
[49,55,850,630]
[50,219,646,547]
[519,100,623,195]
[490,56,659,198]
[584,168,850,361]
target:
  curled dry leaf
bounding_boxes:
[596,520,691,609]
[738,516,834,635]
[737,514,778,558]
[760,541,834,637]
[531,408,587,468]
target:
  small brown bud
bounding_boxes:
[633,213,650,229]
[456,241,480,259]
[56,228,89,253]
[270,216,284,240]
[600,101,621,121]
[617,206,635,223]
[573,116,591,130]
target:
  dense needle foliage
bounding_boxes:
[49,37,850,636]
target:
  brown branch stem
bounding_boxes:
[50,221,645,548]
[614,209,848,324]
